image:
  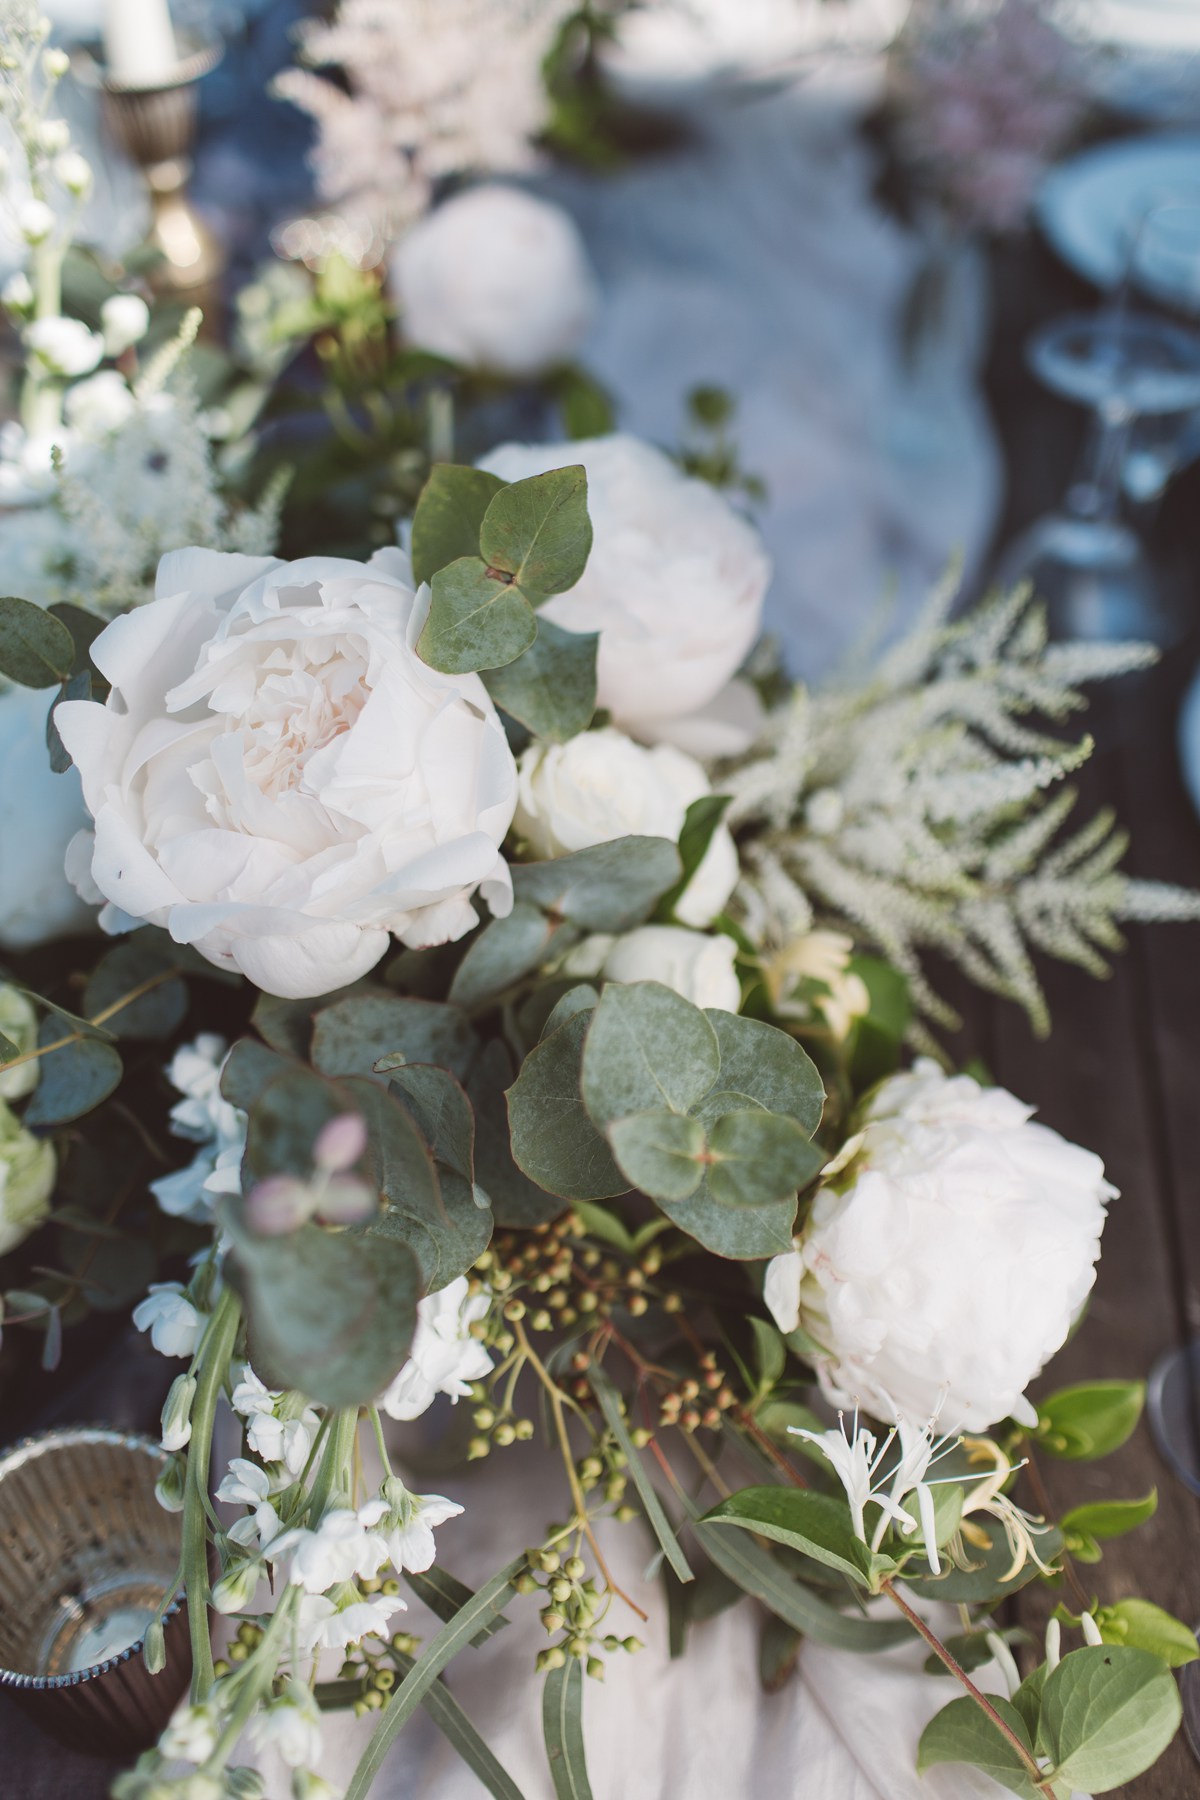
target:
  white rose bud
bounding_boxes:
[0,985,39,1101]
[765,1059,1114,1432]
[2,271,34,317]
[56,546,518,998]
[392,184,596,379]
[55,150,93,197]
[0,1098,55,1254]
[515,727,737,928]
[26,314,103,378]
[479,433,770,742]
[601,924,741,1013]
[101,292,150,357]
[18,198,55,244]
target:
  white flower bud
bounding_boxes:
[26,314,103,378]
[1081,1611,1104,1647]
[2,272,34,317]
[804,787,844,836]
[42,46,70,79]
[55,150,92,197]
[155,1453,187,1513]
[1045,1616,1061,1672]
[142,1617,166,1673]
[0,1098,55,1255]
[0,984,39,1100]
[212,1560,261,1614]
[601,924,742,1013]
[160,1372,197,1452]
[312,1111,368,1174]
[18,198,55,245]
[161,1702,219,1762]
[39,119,70,154]
[101,292,150,356]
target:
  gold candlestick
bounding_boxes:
[98,40,225,304]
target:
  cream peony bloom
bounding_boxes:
[391,184,597,378]
[601,924,741,1013]
[515,726,737,928]
[765,1060,1114,1432]
[56,547,519,998]
[0,1098,55,1256]
[478,435,770,741]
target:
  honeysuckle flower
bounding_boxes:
[372,1479,464,1574]
[57,547,519,999]
[514,727,738,929]
[765,1060,1114,1432]
[217,1458,283,1552]
[378,1275,493,1421]
[247,1681,323,1770]
[479,435,770,743]
[296,1590,405,1655]
[160,1702,219,1764]
[0,985,39,1102]
[101,293,150,357]
[270,1506,389,1594]
[601,925,742,1013]
[957,1435,1055,1583]
[151,1035,248,1224]
[230,1366,320,1477]
[132,1283,205,1358]
[791,1412,910,1546]
[392,184,596,378]
[763,929,871,1041]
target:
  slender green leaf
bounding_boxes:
[701,1487,884,1586]
[345,1560,525,1800]
[390,1651,526,1800]
[590,1361,693,1583]
[656,795,731,921]
[542,1656,593,1800]
[403,1566,509,1645]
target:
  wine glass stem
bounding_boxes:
[1067,408,1132,525]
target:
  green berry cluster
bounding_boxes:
[213,1618,265,1677]
[657,1349,737,1433]
[337,1629,422,1716]
[517,1546,644,1681]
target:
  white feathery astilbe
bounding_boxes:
[724,582,1200,1035]
[275,0,574,240]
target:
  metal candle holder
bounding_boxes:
[99,40,224,301]
[0,1427,194,1753]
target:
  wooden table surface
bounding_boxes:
[4,200,1200,1800]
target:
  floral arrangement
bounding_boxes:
[885,0,1090,234]
[0,10,1197,1800]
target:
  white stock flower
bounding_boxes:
[160,1702,219,1764]
[371,1483,463,1574]
[601,925,741,1013]
[767,1059,1114,1432]
[478,434,770,741]
[0,685,94,950]
[271,1506,389,1594]
[217,1457,284,1552]
[230,1365,320,1476]
[0,985,39,1101]
[248,1682,323,1770]
[296,1592,404,1655]
[0,1098,55,1255]
[150,1035,248,1223]
[515,727,737,928]
[56,547,519,998]
[64,370,136,437]
[378,1275,493,1421]
[26,315,103,378]
[101,293,150,356]
[392,184,596,378]
[132,1282,205,1358]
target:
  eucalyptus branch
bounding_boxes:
[0,967,184,1079]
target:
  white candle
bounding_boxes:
[103,0,178,86]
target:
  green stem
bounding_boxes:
[21,236,63,438]
[368,1405,394,1480]
[880,1580,1055,1799]
[307,1406,360,1523]
[202,1587,298,1770]
[185,1287,242,1702]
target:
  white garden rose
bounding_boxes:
[56,547,519,999]
[391,184,597,379]
[478,434,771,741]
[515,726,737,928]
[601,924,741,1013]
[0,684,95,950]
[764,1059,1114,1433]
[0,1098,55,1256]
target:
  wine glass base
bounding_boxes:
[995,512,1175,644]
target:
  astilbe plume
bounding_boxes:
[889,0,1088,233]
[723,576,1200,1036]
[275,0,575,242]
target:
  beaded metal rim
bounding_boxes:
[0,1425,184,1692]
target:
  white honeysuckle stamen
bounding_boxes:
[1045,1617,1061,1672]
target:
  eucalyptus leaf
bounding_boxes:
[512,837,681,934]
[705,1109,823,1210]
[418,556,537,674]
[46,601,108,676]
[470,1039,567,1226]
[705,1010,825,1136]
[916,1696,1042,1799]
[388,1064,475,1182]
[1038,1645,1181,1790]
[0,595,74,686]
[220,1039,297,1113]
[478,465,592,605]
[655,1183,798,1260]
[82,935,187,1040]
[449,903,563,1011]
[410,464,506,587]
[226,1217,419,1409]
[607,1109,705,1202]
[581,981,720,1129]
[485,616,597,743]
[312,993,477,1083]
[24,1031,123,1126]
[541,986,600,1041]
[507,1012,627,1202]
[542,1656,594,1800]
[243,1066,348,1180]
